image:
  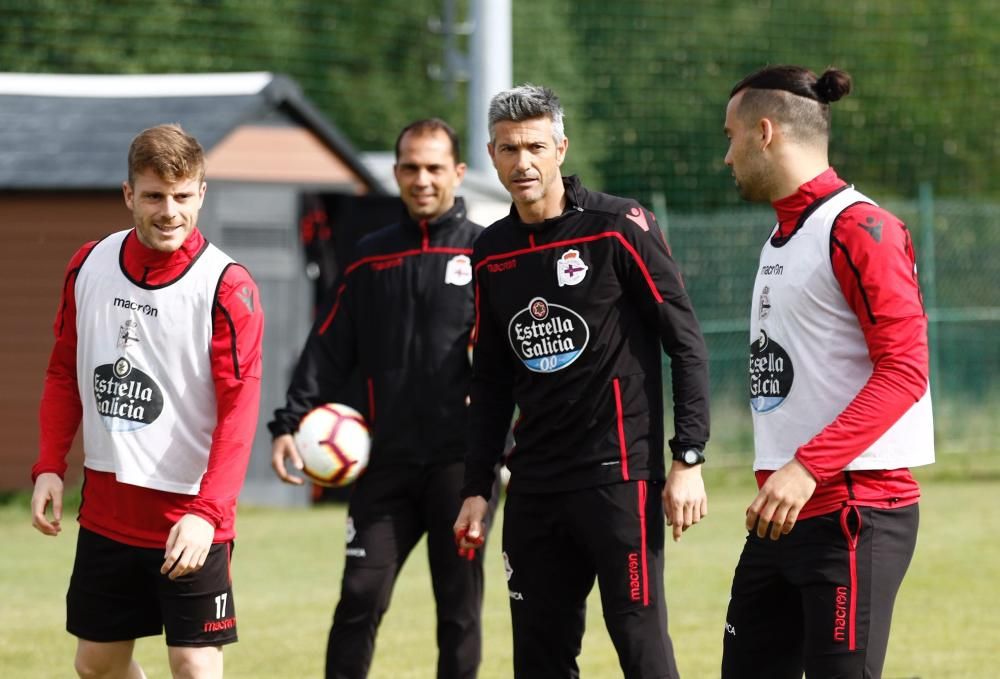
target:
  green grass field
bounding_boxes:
[2,463,998,678]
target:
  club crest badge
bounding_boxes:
[758,286,771,320]
[117,319,140,349]
[345,516,357,543]
[445,254,472,286]
[556,249,588,287]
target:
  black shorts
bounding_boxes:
[722,503,919,678]
[67,526,237,647]
[503,481,678,679]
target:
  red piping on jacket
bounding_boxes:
[638,480,649,606]
[472,231,664,343]
[318,247,472,335]
[420,220,430,250]
[613,377,630,481]
[839,505,861,650]
[318,283,348,335]
[366,378,376,426]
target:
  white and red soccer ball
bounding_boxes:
[294,403,371,487]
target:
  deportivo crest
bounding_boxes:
[117,319,140,349]
[556,249,588,287]
[749,330,794,413]
[508,297,589,373]
[502,551,513,581]
[92,357,165,431]
[758,286,771,320]
[345,516,357,543]
[445,254,472,286]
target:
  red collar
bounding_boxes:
[772,168,846,237]
[123,228,206,285]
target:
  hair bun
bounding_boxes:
[814,68,852,103]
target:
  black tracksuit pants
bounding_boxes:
[722,503,919,678]
[325,461,498,679]
[502,480,679,679]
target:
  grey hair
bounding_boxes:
[488,84,565,144]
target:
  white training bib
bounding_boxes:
[748,187,934,472]
[75,229,233,494]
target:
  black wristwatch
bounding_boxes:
[672,448,705,466]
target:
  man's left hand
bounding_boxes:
[161,513,215,580]
[663,461,708,542]
[745,458,817,540]
[453,496,489,560]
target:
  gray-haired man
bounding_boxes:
[454,84,711,678]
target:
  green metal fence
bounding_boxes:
[664,190,1000,457]
[3,0,996,457]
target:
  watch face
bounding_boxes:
[684,450,700,465]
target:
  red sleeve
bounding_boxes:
[795,204,929,482]
[186,264,264,527]
[32,242,99,482]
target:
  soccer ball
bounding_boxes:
[294,403,371,487]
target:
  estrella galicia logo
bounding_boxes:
[749,330,794,413]
[508,297,589,373]
[93,357,164,431]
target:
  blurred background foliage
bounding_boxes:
[3,0,996,456]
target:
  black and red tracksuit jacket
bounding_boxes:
[462,176,710,500]
[269,199,481,468]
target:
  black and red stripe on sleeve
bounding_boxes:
[616,205,710,454]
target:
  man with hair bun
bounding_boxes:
[721,65,934,677]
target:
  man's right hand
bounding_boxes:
[31,472,64,536]
[453,496,489,558]
[271,434,306,485]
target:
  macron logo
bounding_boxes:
[238,286,255,313]
[859,216,883,243]
[203,617,236,632]
[625,207,650,231]
[833,585,849,642]
[113,297,158,317]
